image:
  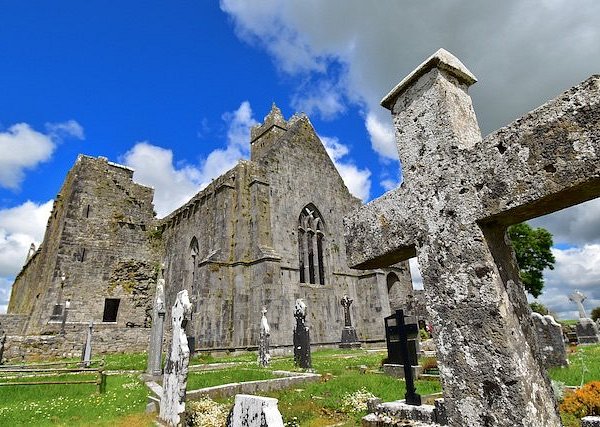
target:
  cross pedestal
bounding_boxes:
[345,49,600,427]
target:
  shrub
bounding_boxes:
[340,388,377,413]
[185,396,229,427]
[560,381,600,418]
[592,306,600,322]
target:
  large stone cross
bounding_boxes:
[569,290,588,318]
[345,49,600,427]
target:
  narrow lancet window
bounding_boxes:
[298,204,326,285]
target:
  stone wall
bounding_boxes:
[2,323,151,362]
[0,314,28,335]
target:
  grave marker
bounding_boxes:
[345,48,600,426]
[339,294,361,348]
[293,299,311,369]
[159,290,193,427]
[147,266,166,376]
[258,307,271,367]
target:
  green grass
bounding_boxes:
[0,374,149,426]
[549,344,600,386]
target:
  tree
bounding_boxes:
[507,223,556,298]
[592,306,600,322]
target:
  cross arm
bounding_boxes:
[344,188,418,269]
[476,75,600,225]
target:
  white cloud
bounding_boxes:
[409,257,424,290]
[45,120,85,140]
[0,277,11,314]
[220,0,600,160]
[123,102,258,217]
[365,113,397,161]
[290,80,346,120]
[0,200,53,314]
[0,121,84,190]
[529,198,600,246]
[535,244,600,320]
[0,200,53,278]
[321,135,371,201]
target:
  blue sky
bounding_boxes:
[1,1,600,319]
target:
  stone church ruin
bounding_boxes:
[0,105,409,360]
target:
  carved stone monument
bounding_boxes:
[569,290,589,318]
[570,291,600,344]
[293,299,311,369]
[531,312,568,368]
[227,394,284,427]
[81,321,93,367]
[159,290,193,427]
[339,294,361,348]
[147,266,166,376]
[345,48,600,426]
[258,307,271,367]
[0,330,5,364]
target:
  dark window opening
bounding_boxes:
[85,204,90,218]
[298,204,326,285]
[79,248,86,262]
[102,298,120,322]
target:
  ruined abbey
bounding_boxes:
[1,105,414,358]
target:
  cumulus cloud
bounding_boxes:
[0,200,53,314]
[321,135,371,201]
[529,198,600,246]
[534,244,600,320]
[0,121,84,190]
[220,1,600,159]
[123,102,258,217]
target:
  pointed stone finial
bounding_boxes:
[381,48,477,110]
[265,102,285,123]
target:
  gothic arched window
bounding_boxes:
[298,204,325,285]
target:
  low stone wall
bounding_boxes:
[0,314,28,335]
[2,323,151,362]
[186,371,321,400]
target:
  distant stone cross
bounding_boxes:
[340,294,353,327]
[569,290,588,318]
[345,49,600,427]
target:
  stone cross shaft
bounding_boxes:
[340,294,353,327]
[345,49,600,427]
[569,290,588,318]
[147,270,166,376]
[159,290,193,427]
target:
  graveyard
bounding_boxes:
[1,47,599,427]
[0,342,599,426]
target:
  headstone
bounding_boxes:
[226,394,284,427]
[257,307,271,367]
[384,310,421,405]
[345,48,600,426]
[569,290,589,318]
[293,298,312,369]
[147,267,167,376]
[159,290,193,427]
[576,318,600,344]
[81,321,93,367]
[531,312,568,368]
[0,330,5,364]
[339,294,361,348]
